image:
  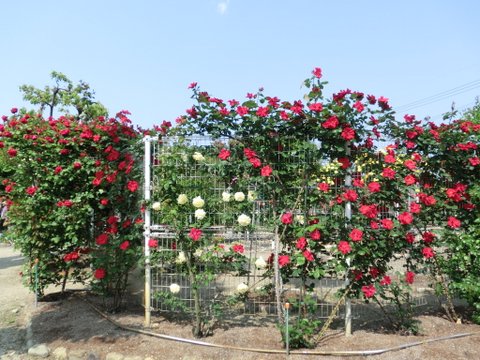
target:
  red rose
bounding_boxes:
[73,162,82,169]
[341,127,356,141]
[422,231,436,243]
[410,202,421,214]
[148,238,158,248]
[96,233,109,245]
[398,212,413,225]
[447,216,461,229]
[256,106,269,117]
[349,228,363,242]
[469,157,480,166]
[367,182,381,193]
[127,180,139,192]
[278,255,290,267]
[248,157,262,168]
[26,186,38,196]
[312,67,322,78]
[236,106,249,116]
[422,247,435,259]
[100,198,109,206]
[342,189,358,202]
[338,241,351,255]
[405,232,415,244]
[317,182,330,192]
[322,115,339,129]
[310,229,321,241]
[382,167,396,179]
[7,148,17,157]
[296,237,307,250]
[384,154,396,163]
[380,275,391,286]
[361,284,376,298]
[360,204,378,219]
[404,159,417,170]
[94,268,106,280]
[308,103,323,112]
[281,212,293,225]
[218,148,231,160]
[189,228,202,241]
[338,157,351,169]
[404,174,417,186]
[381,218,394,230]
[232,244,244,253]
[353,101,364,113]
[119,241,130,251]
[261,165,272,177]
[303,250,314,262]
[405,271,415,284]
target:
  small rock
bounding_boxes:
[51,347,68,360]
[68,349,86,360]
[106,352,125,360]
[86,352,100,360]
[144,357,155,360]
[11,308,19,314]
[27,344,50,358]
[124,356,143,360]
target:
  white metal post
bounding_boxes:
[344,144,352,336]
[143,135,152,327]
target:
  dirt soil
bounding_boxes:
[2,244,480,360]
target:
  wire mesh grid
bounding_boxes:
[146,136,431,321]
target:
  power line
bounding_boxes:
[395,79,480,113]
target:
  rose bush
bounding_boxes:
[0,106,143,310]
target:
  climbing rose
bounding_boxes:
[382,167,396,179]
[310,229,321,240]
[398,212,414,225]
[447,216,461,229]
[26,186,38,196]
[127,180,139,192]
[422,247,435,259]
[218,148,231,160]
[189,228,202,241]
[261,165,273,177]
[341,127,356,140]
[349,228,363,242]
[360,204,378,219]
[281,212,293,225]
[232,244,245,254]
[296,237,307,250]
[317,182,330,192]
[381,218,394,230]
[342,189,358,202]
[368,182,381,193]
[119,241,130,250]
[94,268,106,280]
[312,67,322,78]
[405,271,415,284]
[361,284,376,298]
[278,255,290,267]
[380,276,391,286]
[322,115,339,129]
[96,233,109,245]
[338,241,351,255]
[303,250,314,261]
[148,238,158,247]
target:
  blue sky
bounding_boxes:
[1,1,480,129]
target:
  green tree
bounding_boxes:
[19,71,107,120]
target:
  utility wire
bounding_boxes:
[396,79,480,113]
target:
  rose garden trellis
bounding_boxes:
[142,134,435,336]
[2,68,479,349]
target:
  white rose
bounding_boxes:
[237,214,251,227]
[192,152,205,162]
[151,201,161,211]
[192,196,205,208]
[177,194,188,205]
[295,215,305,225]
[247,190,257,202]
[236,282,249,294]
[234,192,245,202]
[169,283,181,294]
[176,251,186,264]
[194,248,203,258]
[255,256,267,269]
[195,209,206,220]
[222,191,231,202]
